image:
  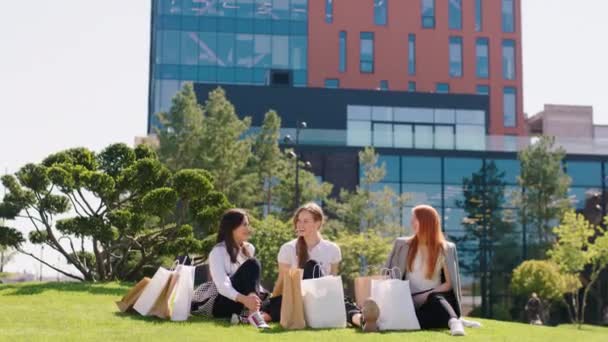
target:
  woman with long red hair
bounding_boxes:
[385,204,473,336]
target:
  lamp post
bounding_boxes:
[283,121,311,209]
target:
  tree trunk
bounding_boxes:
[581,272,600,328]
[92,239,105,281]
[562,298,575,324]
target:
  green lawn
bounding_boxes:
[0,282,606,342]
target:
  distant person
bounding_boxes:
[525,292,543,325]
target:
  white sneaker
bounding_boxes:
[449,318,466,336]
[247,311,270,329]
[230,313,240,325]
[460,318,482,328]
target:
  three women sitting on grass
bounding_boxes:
[193,203,472,336]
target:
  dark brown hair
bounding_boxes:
[292,202,325,268]
[216,208,251,263]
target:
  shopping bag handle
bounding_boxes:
[380,267,402,280]
[311,263,324,279]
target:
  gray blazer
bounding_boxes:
[385,237,463,314]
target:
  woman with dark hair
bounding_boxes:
[191,209,269,329]
[385,204,480,336]
[263,202,379,332]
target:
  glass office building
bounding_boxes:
[150,0,309,130]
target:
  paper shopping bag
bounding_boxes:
[279,268,306,330]
[116,277,150,313]
[133,267,172,316]
[354,275,388,308]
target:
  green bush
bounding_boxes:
[334,227,392,292]
[248,215,293,286]
[511,260,573,303]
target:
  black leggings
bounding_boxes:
[415,291,460,329]
[212,258,262,318]
[262,260,361,324]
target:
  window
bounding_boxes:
[502,40,515,80]
[435,125,455,149]
[272,36,289,68]
[566,161,602,186]
[408,34,416,75]
[435,109,455,124]
[325,0,333,23]
[408,81,416,92]
[339,31,347,72]
[476,38,489,78]
[503,87,516,127]
[421,0,435,28]
[394,124,413,148]
[449,37,462,77]
[372,106,392,121]
[379,80,389,90]
[374,0,388,25]
[448,0,462,30]
[502,0,514,33]
[360,32,374,73]
[373,123,393,147]
[402,156,441,183]
[475,0,482,31]
[325,79,339,88]
[436,83,450,93]
[415,125,434,149]
[290,36,307,70]
[347,120,371,146]
[476,85,489,95]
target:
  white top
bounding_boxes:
[406,247,444,295]
[277,238,342,276]
[208,241,255,301]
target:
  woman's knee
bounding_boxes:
[240,258,261,275]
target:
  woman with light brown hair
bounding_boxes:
[262,202,379,331]
[384,204,475,336]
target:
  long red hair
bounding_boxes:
[407,205,446,279]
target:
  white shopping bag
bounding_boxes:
[133,267,173,316]
[300,275,347,329]
[169,264,195,321]
[371,268,420,331]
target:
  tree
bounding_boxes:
[199,87,254,207]
[247,215,293,285]
[548,210,608,327]
[327,147,408,237]
[156,84,255,208]
[511,260,579,323]
[0,244,17,273]
[156,83,205,171]
[455,160,518,317]
[516,136,571,255]
[0,144,229,281]
[273,159,333,219]
[332,228,392,291]
[250,111,284,217]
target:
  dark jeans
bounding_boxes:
[212,258,262,318]
[415,291,460,329]
[262,260,361,324]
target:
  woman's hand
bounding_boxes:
[238,293,261,312]
[413,291,432,306]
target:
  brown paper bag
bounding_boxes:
[354,275,388,308]
[271,271,284,298]
[116,277,151,313]
[150,273,179,319]
[280,268,306,330]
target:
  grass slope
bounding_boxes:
[0,282,606,342]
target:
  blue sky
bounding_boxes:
[1,0,607,274]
